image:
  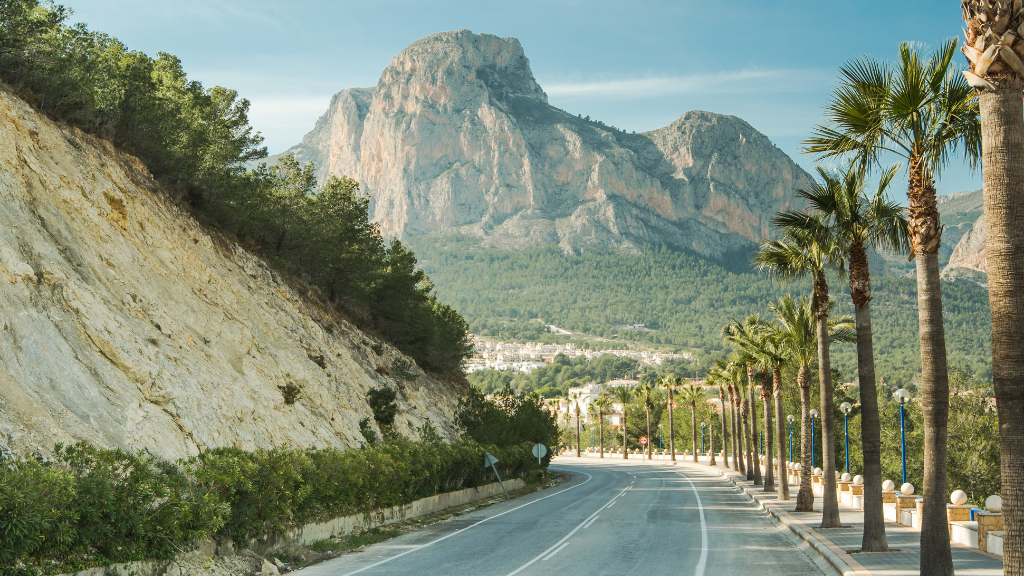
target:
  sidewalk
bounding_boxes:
[701,458,1004,576]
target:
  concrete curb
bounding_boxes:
[716,470,867,576]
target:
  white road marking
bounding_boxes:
[583,515,599,529]
[675,470,709,576]
[505,482,631,576]
[542,541,571,561]
[333,472,594,576]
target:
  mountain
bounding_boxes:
[280,30,813,261]
[939,189,987,285]
[0,88,464,460]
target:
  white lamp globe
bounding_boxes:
[950,490,968,506]
[901,483,915,496]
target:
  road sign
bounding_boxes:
[672,402,678,409]
[483,452,509,500]
[532,443,547,461]
[639,436,649,446]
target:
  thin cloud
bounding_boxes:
[542,69,834,99]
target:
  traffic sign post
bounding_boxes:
[639,436,648,446]
[484,452,510,500]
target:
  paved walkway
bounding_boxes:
[692,457,1004,575]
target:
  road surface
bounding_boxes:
[294,456,826,576]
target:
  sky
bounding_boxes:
[64,0,981,200]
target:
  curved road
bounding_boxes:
[295,457,825,576]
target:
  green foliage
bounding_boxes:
[358,418,379,446]
[1,439,542,570]
[366,387,399,429]
[409,238,992,385]
[456,387,558,455]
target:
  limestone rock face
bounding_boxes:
[943,214,987,286]
[283,30,812,259]
[0,90,464,460]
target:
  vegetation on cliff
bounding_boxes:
[0,0,471,373]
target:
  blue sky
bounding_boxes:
[66,0,980,199]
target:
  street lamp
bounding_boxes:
[840,402,853,474]
[658,424,663,452]
[787,414,795,464]
[894,388,911,484]
[701,422,706,455]
[809,409,819,469]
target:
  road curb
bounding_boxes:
[716,470,866,576]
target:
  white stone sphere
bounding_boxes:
[835,471,841,480]
[901,483,915,496]
[987,495,1003,513]
[774,458,779,465]
[883,480,895,491]
[795,463,801,470]
[814,467,823,476]
[841,473,852,482]
[950,490,968,506]
[853,475,864,486]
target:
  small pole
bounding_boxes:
[844,412,850,474]
[900,401,907,485]
[485,452,510,500]
[811,419,816,469]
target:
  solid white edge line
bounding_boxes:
[676,470,709,576]
[583,515,599,529]
[334,471,594,576]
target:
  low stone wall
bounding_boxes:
[57,478,524,576]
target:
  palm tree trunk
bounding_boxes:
[575,410,581,458]
[742,396,753,480]
[748,375,762,485]
[599,412,605,458]
[796,364,815,512]
[849,240,887,551]
[622,412,628,460]
[691,407,698,463]
[646,407,652,460]
[668,389,677,462]
[774,364,789,501]
[710,416,717,466]
[814,269,841,528]
[762,371,775,492]
[731,387,743,474]
[907,166,950,569]
[720,386,729,468]
[979,86,1024,576]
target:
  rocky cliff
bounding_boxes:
[943,214,988,286]
[0,89,465,460]
[939,190,987,285]
[281,30,812,259]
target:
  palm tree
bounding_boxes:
[724,317,764,486]
[593,396,609,458]
[659,375,681,462]
[680,383,704,463]
[707,361,731,469]
[726,361,746,475]
[755,225,845,523]
[609,386,632,459]
[805,41,980,561]
[569,392,582,457]
[961,6,1024,574]
[767,294,856,512]
[751,331,781,496]
[637,381,655,460]
[725,316,775,491]
[777,163,908,549]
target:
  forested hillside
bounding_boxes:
[408,235,993,385]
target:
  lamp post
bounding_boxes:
[759,430,763,455]
[787,414,795,464]
[839,402,852,474]
[809,409,819,469]
[894,388,911,484]
[701,422,706,455]
[658,424,663,452]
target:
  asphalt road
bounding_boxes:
[294,456,826,576]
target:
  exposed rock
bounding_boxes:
[0,89,464,460]
[943,214,987,286]
[281,29,812,260]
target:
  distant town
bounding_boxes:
[464,333,693,373]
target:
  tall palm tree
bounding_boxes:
[755,226,845,523]
[751,331,781,496]
[725,316,776,491]
[593,396,609,458]
[680,383,704,463]
[569,392,583,457]
[637,381,654,460]
[724,318,764,486]
[961,5,1024,574]
[805,40,980,562]
[726,361,747,475]
[777,163,909,549]
[767,294,855,511]
[659,375,681,462]
[609,386,632,459]
[707,360,731,469]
